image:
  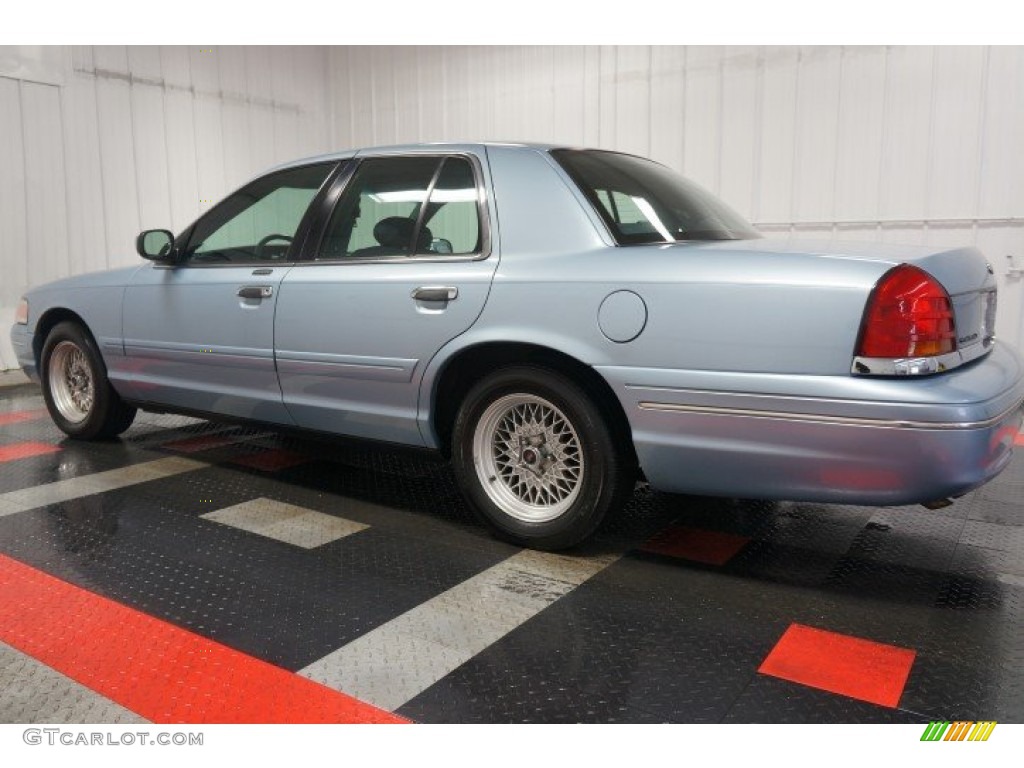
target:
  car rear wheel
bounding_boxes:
[41,321,137,440]
[452,365,633,550]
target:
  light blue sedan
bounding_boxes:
[11,143,1024,549]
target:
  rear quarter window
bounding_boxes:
[553,149,760,244]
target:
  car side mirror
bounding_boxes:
[136,229,175,262]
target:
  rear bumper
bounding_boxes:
[8,323,38,382]
[599,341,1024,506]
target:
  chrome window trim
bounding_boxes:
[292,253,489,268]
[154,261,299,270]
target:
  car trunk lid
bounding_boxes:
[696,238,998,369]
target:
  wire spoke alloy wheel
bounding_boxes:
[48,341,95,424]
[473,393,585,523]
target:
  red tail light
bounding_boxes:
[857,264,957,358]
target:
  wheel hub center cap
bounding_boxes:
[517,433,555,478]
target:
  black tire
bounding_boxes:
[452,365,634,550]
[40,321,137,440]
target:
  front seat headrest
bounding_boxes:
[373,217,415,249]
[373,216,433,253]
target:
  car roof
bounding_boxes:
[264,141,567,174]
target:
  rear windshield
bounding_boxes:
[552,149,760,244]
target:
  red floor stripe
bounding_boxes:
[1015,431,1024,447]
[639,525,750,565]
[758,623,916,708]
[0,554,406,724]
[231,448,311,472]
[0,409,48,427]
[0,442,61,463]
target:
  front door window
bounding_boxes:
[185,163,335,264]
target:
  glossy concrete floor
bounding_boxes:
[1,381,1022,724]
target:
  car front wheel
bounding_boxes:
[452,365,633,550]
[41,321,137,440]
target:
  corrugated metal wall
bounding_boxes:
[0,45,331,369]
[330,45,1024,350]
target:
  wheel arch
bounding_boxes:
[425,339,637,467]
[33,308,96,372]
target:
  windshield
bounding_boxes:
[552,149,760,244]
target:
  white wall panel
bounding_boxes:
[92,45,128,75]
[162,86,200,232]
[397,47,426,142]
[95,74,140,266]
[0,79,29,313]
[370,47,398,146]
[979,47,1023,216]
[648,46,686,171]
[416,48,444,144]
[682,46,722,191]
[757,47,799,223]
[460,47,483,143]
[131,82,173,232]
[879,47,933,221]
[70,46,93,74]
[597,46,618,151]
[21,82,70,288]
[158,46,190,88]
[928,47,986,219]
[270,47,301,164]
[553,47,589,148]
[243,45,275,175]
[502,47,537,143]
[793,47,841,223]
[581,47,601,148]
[221,97,252,191]
[347,48,376,148]
[719,47,759,214]
[293,46,329,155]
[0,45,331,369]
[219,47,252,190]
[613,46,651,158]
[125,46,162,81]
[834,47,885,221]
[483,45,512,141]
[61,75,108,274]
[187,46,219,92]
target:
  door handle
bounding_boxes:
[238,285,273,299]
[412,286,458,302]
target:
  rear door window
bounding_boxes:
[318,155,484,260]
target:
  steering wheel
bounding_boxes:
[255,233,294,260]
